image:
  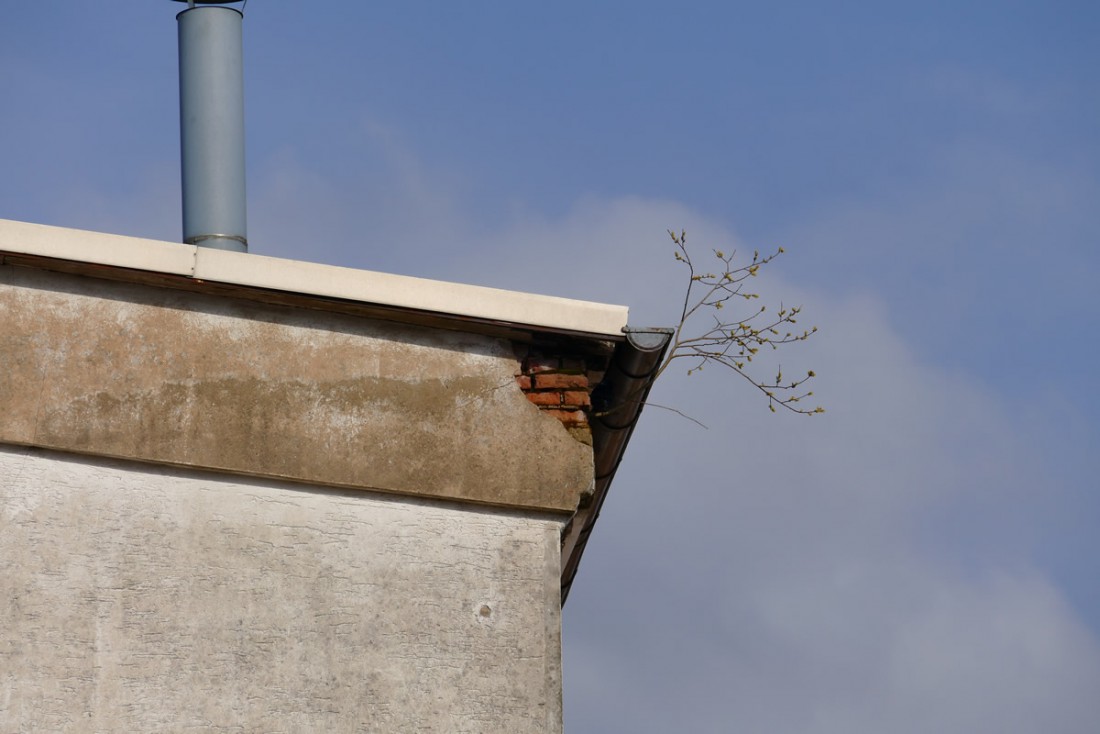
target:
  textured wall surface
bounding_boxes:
[0,264,594,512]
[0,446,564,732]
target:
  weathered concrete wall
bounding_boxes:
[0,446,564,732]
[0,264,593,512]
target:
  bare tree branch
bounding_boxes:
[658,230,824,417]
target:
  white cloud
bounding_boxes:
[200,143,1100,731]
[467,199,1100,734]
[5,8,1097,732]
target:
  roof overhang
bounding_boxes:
[0,218,669,603]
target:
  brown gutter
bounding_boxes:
[560,327,672,604]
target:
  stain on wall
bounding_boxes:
[0,265,595,512]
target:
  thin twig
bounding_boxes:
[645,402,710,429]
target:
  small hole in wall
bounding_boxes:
[479,605,492,618]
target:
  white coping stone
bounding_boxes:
[0,218,195,275]
[0,218,628,337]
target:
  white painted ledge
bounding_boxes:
[0,218,195,275]
[0,218,628,337]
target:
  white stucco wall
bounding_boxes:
[0,446,565,732]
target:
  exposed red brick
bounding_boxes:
[561,391,591,408]
[523,355,559,374]
[517,349,598,431]
[533,373,588,390]
[526,392,562,407]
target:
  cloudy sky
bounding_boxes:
[3,2,1098,731]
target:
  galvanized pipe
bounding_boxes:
[177,4,247,251]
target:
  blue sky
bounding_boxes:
[3,2,1099,731]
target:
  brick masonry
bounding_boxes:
[516,351,603,439]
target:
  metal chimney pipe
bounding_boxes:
[175,1,247,252]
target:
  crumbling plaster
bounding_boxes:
[0,265,594,512]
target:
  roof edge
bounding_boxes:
[0,218,628,338]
